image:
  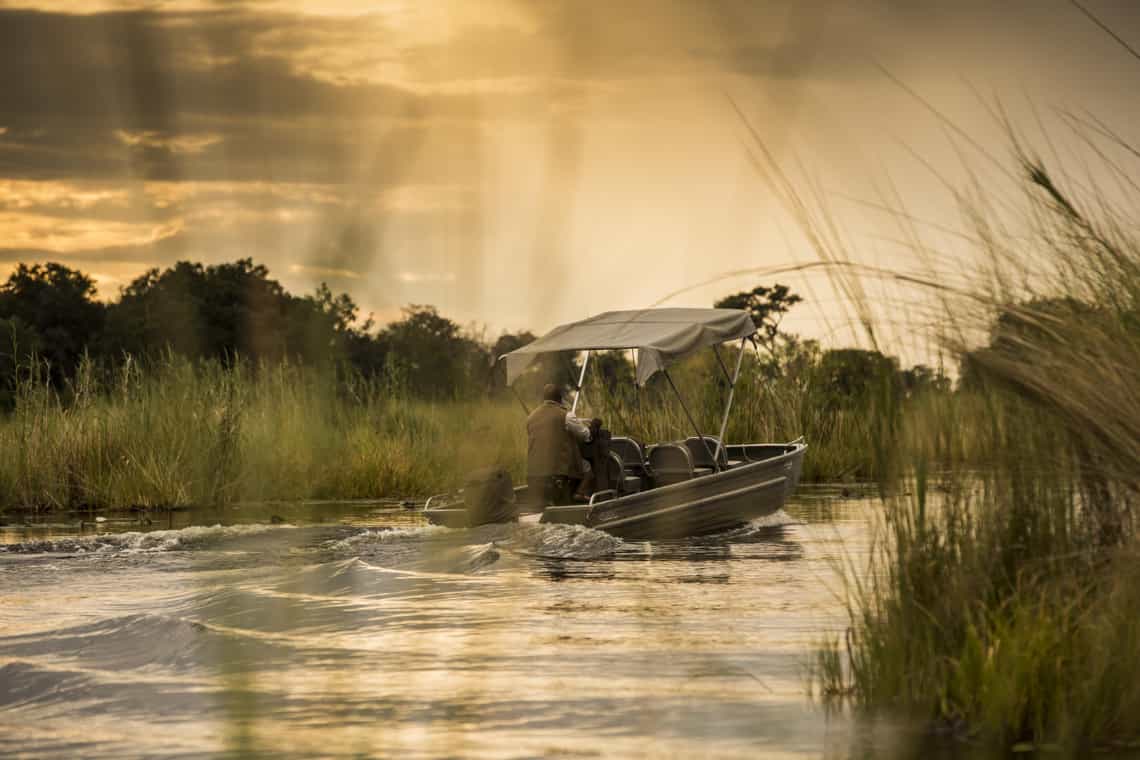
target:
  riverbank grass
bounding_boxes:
[0,343,956,513]
[0,359,525,511]
[810,153,1140,752]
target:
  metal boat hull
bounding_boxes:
[424,443,806,540]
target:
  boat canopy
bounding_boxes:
[503,308,756,386]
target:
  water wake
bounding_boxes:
[493,522,623,560]
[323,520,621,573]
[0,612,298,674]
[324,524,451,553]
[710,509,800,539]
[0,523,296,555]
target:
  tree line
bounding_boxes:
[0,258,949,407]
[0,260,501,402]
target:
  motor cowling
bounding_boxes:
[462,467,517,525]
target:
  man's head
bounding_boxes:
[542,383,565,404]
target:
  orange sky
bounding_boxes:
[2,0,1140,363]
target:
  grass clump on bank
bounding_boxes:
[810,146,1140,752]
[0,357,525,512]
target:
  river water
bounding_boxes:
[0,489,933,758]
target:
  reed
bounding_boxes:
[805,139,1140,752]
[0,343,943,513]
[0,356,527,511]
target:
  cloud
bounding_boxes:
[114,129,223,154]
[0,2,885,189]
[0,211,181,253]
[0,8,476,184]
[397,271,456,284]
[0,179,132,212]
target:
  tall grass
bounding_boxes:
[804,135,1140,751]
[0,343,950,513]
[0,357,526,511]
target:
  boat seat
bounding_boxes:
[610,437,646,467]
[683,436,728,471]
[611,436,651,490]
[605,451,644,495]
[647,443,694,487]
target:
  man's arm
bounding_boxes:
[564,413,592,443]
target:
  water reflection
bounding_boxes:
[0,492,907,758]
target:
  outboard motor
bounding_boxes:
[462,467,518,525]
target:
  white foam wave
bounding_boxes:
[0,523,295,555]
[326,525,450,552]
[749,509,799,528]
[497,522,623,559]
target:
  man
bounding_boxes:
[526,383,592,507]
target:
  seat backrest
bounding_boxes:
[610,437,645,469]
[604,451,634,494]
[684,436,727,470]
[647,443,694,486]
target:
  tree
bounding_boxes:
[487,331,535,396]
[760,335,820,382]
[0,262,104,384]
[714,283,802,353]
[813,348,900,409]
[959,296,1095,392]
[899,363,950,396]
[104,259,363,366]
[288,282,370,364]
[376,305,490,398]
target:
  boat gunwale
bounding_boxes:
[588,474,787,531]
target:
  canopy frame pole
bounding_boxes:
[711,344,733,385]
[570,350,590,415]
[716,338,748,450]
[631,349,645,438]
[662,368,720,473]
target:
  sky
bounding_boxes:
[2,0,1140,362]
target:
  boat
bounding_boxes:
[423,308,807,540]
